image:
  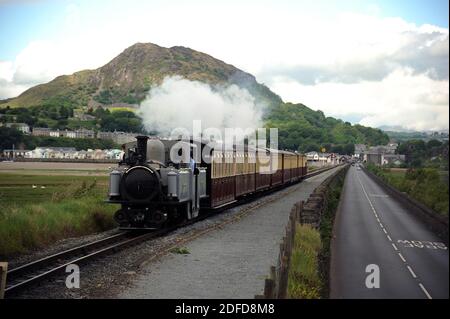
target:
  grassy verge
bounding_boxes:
[287,168,347,299]
[0,174,118,257]
[318,175,345,298]
[287,224,322,299]
[366,164,449,216]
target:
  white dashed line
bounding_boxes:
[419,283,432,299]
[407,265,417,278]
[356,169,433,300]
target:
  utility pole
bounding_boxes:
[12,143,15,161]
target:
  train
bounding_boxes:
[107,136,307,229]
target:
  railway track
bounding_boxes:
[4,230,170,297]
[4,165,339,298]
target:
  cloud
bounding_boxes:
[270,68,449,131]
[259,16,449,85]
[0,3,448,131]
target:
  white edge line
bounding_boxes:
[407,265,417,278]
[419,283,432,299]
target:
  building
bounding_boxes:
[354,144,366,159]
[1,149,31,159]
[32,127,51,137]
[97,131,138,145]
[3,122,30,134]
[75,128,95,139]
[366,153,383,165]
[382,154,405,166]
[305,151,319,161]
[49,129,62,137]
[64,130,77,138]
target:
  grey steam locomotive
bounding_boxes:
[107,136,207,229]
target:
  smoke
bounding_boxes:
[138,76,263,137]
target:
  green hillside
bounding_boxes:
[265,102,389,153]
[0,42,389,154]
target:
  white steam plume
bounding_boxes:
[138,76,263,137]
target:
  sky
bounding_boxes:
[0,0,448,131]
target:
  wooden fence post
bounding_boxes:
[0,262,7,299]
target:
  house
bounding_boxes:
[49,129,62,137]
[1,149,31,159]
[382,154,405,166]
[97,131,137,144]
[3,122,30,134]
[366,152,383,165]
[32,127,51,137]
[305,151,319,161]
[29,147,77,159]
[354,144,366,159]
[64,130,77,138]
[385,142,398,154]
[75,128,95,139]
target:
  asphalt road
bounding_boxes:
[331,166,449,299]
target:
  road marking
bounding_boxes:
[407,265,417,278]
[419,283,432,299]
[356,170,433,299]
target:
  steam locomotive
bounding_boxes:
[107,136,307,229]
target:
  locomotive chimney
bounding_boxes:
[136,135,149,164]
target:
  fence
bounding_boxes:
[0,262,7,299]
[256,165,348,299]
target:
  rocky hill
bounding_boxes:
[0,42,389,153]
[0,42,281,109]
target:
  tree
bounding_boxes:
[0,127,23,151]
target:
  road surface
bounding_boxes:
[331,166,448,299]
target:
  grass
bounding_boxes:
[170,247,190,255]
[318,174,345,298]
[0,173,118,257]
[288,167,346,299]
[0,173,109,205]
[288,224,322,299]
[366,164,449,216]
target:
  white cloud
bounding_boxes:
[0,2,448,131]
[270,68,449,131]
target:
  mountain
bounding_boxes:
[0,42,281,109]
[0,42,390,154]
